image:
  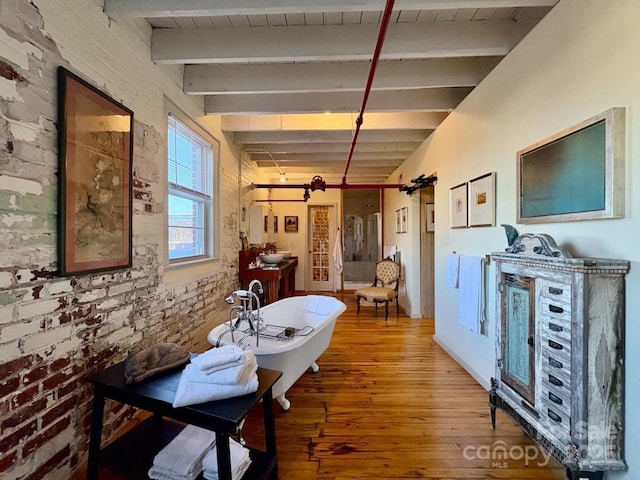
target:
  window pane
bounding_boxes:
[168,115,212,197]
[168,194,205,259]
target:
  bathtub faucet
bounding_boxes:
[225,281,263,346]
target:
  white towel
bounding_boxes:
[384,244,397,260]
[187,351,257,385]
[332,230,343,274]
[191,345,244,373]
[173,364,259,408]
[447,253,460,289]
[148,425,216,480]
[457,255,485,334]
[203,437,251,480]
[303,295,334,315]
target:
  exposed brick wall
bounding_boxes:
[0,1,259,478]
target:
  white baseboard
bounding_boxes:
[433,334,491,391]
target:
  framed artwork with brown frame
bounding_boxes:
[284,215,298,233]
[57,67,133,275]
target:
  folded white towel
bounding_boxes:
[188,351,257,385]
[173,364,259,408]
[191,345,244,373]
[149,465,201,480]
[202,438,251,480]
[148,424,216,480]
[303,295,335,315]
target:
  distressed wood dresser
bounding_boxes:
[489,233,629,479]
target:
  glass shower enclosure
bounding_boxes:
[342,189,381,289]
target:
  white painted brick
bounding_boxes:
[106,325,135,344]
[47,337,81,359]
[47,280,74,295]
[15,268,32,284]
[1,319,42,343]
[22,325,72,353]
[96,297,121,311]
[18,299,59,320]
[107,304,134,320]
[0,304,15,325]
[77,288,107,303]
[0,271,13,288]
[107,282,134,296]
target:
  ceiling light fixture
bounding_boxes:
[242,148,286,183]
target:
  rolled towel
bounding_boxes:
[148,424,216,480]
[202,438,251,480]
[188,351,258,385]
[191,345,244,373]
[173,364,259,408]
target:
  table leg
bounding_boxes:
[86,389,105,480]
[215,430,232,480]
[263,386,278,477]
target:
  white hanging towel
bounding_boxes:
[383,245,397,260]
[447,253,460,289]
[457,255,485,334]
[332,230,343,274]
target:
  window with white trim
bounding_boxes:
[167,114,214,262]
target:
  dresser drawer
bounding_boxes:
[542,369,571,392]
[541,400,571,442]
[538,279,572,304]
[541,331,571,357]
[539,295,571,324]
[542,347,571,377]
[541,314,571,343]
[541,383,571,417]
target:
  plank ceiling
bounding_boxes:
[104,0,559,185]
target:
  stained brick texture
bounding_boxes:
[0,1,258,478]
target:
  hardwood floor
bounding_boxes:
[74,292,565,479]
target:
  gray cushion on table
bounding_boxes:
[124,343,190,384]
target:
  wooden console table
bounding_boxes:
[85,360,282,480]
[238,249,298,305]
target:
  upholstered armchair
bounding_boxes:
[355,258,400,320]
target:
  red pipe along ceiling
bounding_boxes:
[342,0,395,186]
[254,0,401,195]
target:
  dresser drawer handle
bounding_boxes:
[549,304,564,314]
[549,322,563,332]
[549,357,563,369]
[548,287,563,295]
[548,392,563,405]
[548,409,562,423]
[548,340,563,350]
[549,375,563,387]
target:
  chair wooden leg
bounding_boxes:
[384,301,389,320]
[356,295,361,315]
[396,297,399,315]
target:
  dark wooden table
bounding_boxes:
[85,361,282,480]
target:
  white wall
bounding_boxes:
[391,0,640,477]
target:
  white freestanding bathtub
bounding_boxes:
[207,295,346,410]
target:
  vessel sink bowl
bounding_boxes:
[260,253,284,264]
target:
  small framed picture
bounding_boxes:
[264,215,278,233]
[449,182,468,228]
[284,215,298,233]
[426,203,435,232]
[468,172,496,227]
